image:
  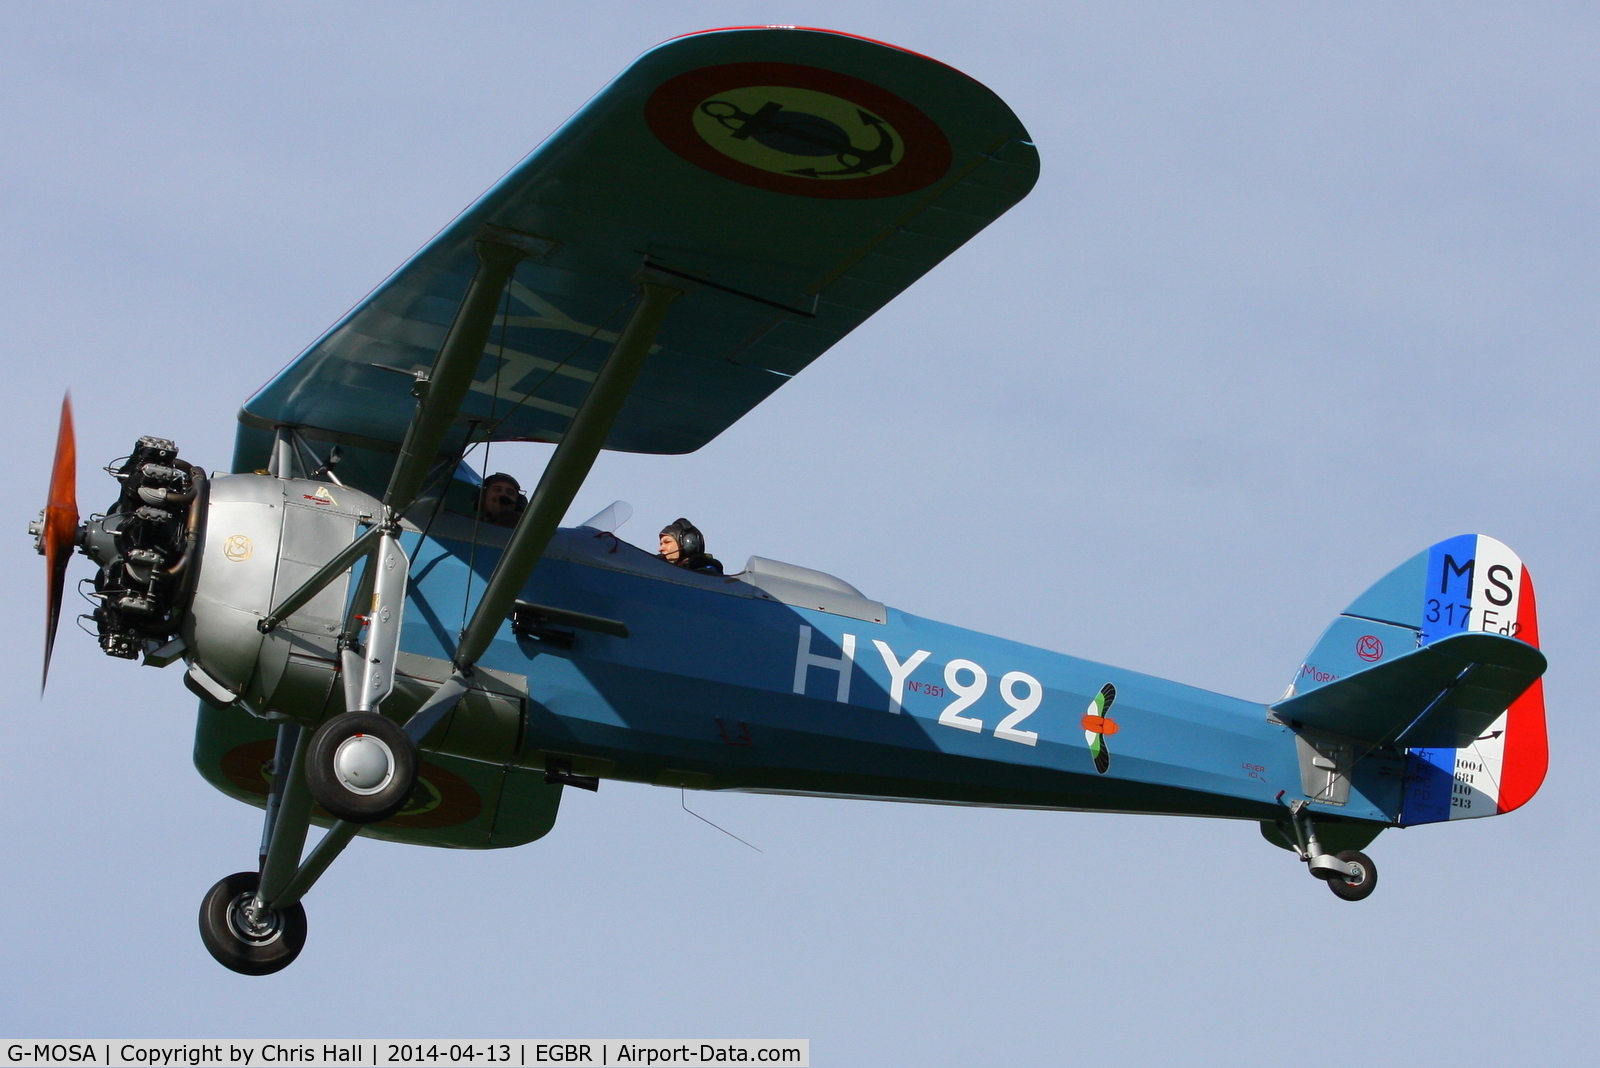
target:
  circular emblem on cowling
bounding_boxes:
[646,62,951,199]
[223,535,252,562]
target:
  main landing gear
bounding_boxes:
[201,438,423,973]
[1284,800,1379,902]
[199,717,402,975]
[196,248,671,974]
[198,871,307,975]
[306,711,418,823]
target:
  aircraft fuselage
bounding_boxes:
[389,516,1397,828]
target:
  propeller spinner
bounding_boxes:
[32,394,78,691]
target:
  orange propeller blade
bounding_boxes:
[42,393,78,692]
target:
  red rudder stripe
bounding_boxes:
[1498,567,1547,812]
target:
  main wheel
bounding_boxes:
[1326,849,1378,902]
[306,711,417,823]
[198,871,307,975]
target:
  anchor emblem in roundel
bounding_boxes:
[646,62,952,199]
[696,88,902,179]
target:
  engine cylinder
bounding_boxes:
[80,437,198,659]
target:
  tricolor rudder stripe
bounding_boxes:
[1402,535,1548,824]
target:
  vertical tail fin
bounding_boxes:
[1286,535,1547,824]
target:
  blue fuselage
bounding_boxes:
[395,517,1397,827]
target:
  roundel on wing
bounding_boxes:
[220,739,483,829]
[645,62,952,199]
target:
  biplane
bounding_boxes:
[31,26,1549,975]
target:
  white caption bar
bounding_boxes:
[3,1043,808,1068]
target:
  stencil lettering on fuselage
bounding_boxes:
[1406,714,1508,822]
[872,639,930,715]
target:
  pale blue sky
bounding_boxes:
[2,3,1597,1063]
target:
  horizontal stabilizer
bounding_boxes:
[1271,631,1545,749]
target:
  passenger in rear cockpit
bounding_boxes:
[658,518,723,575]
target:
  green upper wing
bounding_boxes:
[234,27,1037,480]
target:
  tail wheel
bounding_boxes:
[1325,849,1378,902]
[198,871,307,975]
[306,711,417,823]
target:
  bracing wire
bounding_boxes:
[680,788,762,853]
[474,288,639,442]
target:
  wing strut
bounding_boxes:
[403,279,682,742]
[384,239,526,516]
[241,241,537,925]
[258,265,679,877]
[256,238,527,637]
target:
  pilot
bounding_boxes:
[479,472,525,528]
[659,518,723,575]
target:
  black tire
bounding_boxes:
[198,871,307,975]
[306,711,417,823]
[1326,849,1378,902]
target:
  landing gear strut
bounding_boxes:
[1285,800,1379,902]
[198,242,539,974]
[200,720,359,975]
[194,247,673,973]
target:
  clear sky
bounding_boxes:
[2,2,1597,1063]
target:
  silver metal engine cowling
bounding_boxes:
[80,452,526,753]
[184,474,380,717]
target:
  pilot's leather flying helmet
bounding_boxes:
[659,517,705,557]
[483,472,520,491]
